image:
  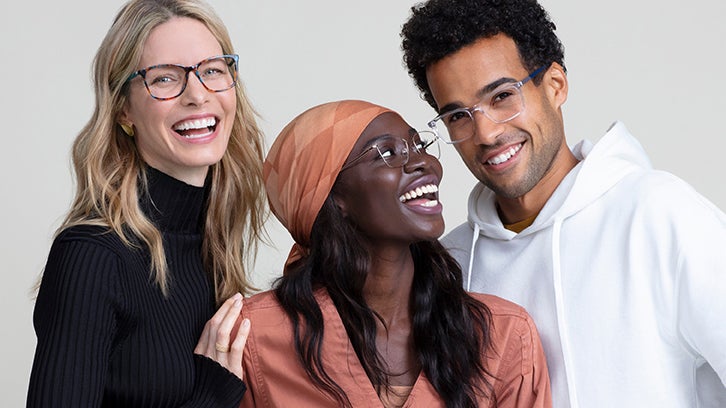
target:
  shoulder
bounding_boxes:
[41,225,138,296]
[470,293,539,351]
[45,224,128,273]
[241,289,341,350]
[441,222,475,262]
[471,293,543,373]
[619,170,717,209]
[240,291,296,374]
[243,289,335,324]
[37,227,127,319]
[470,293,533,327]
[612,170,725,235]
[53,224,130,258]
[442,222,474,246]
[243,290,283,312]
[242,290,291,335]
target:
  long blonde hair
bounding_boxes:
[61,0,266,302]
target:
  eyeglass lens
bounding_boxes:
[375,138,409,168]
[412,130,440,159]
[143,56,237,99]
[377,132,440,167]
[433,82,525,143]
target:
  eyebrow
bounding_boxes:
[355,125,417,153]
[437,76,517,114]
[359,133,395,150]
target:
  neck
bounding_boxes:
[496,145,579,224]
[362,245,420,386]
[362,246,415,325]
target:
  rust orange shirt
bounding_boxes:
[240,289,551,407]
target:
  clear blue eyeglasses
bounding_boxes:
[428,65,547,144]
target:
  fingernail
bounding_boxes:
[233,292,242,300]
[242,318,250,329]
[234,298,242,308]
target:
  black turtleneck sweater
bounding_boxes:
[28,168,246,407]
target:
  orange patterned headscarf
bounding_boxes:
[263,100,392,271]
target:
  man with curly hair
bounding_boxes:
[401,0,726,407]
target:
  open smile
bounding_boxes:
[172,116,218,139]
[399,183,439,207]
[486,142,523,166]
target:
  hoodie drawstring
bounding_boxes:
[552,216,579,408]
[466,223,480,291]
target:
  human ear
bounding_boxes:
[544,62,568,109]
[116,106,136,137]
[331,191,349,219]
[117,103,134,130]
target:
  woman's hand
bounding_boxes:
[194,293,251,380]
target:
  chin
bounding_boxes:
[188,148,227,167]
[419,226,446,242]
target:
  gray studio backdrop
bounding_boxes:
[1,0,723,405]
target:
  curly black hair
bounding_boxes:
[401,0,566,109]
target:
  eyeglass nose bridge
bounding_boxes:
[162,64,218,100]
[181,65,215,95]
[402,138,434,168]
[402,139,412,156]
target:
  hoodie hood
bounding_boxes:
[466,121,652,240]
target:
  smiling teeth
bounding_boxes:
[174,117,216,131]
[487,143,522,165]
[399,184,439,203]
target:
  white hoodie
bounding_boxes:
[442,122,726,407]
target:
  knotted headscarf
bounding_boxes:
[263,100,392,272]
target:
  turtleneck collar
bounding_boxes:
[140,166,210,234]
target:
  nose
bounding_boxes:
[179,71,210,105]
[403,146,430,173]
[470,109,504,146]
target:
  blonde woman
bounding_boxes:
[27,0,265,406]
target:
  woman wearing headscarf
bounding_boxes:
[239,100,551,408]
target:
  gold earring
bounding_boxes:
[120,123,135,137]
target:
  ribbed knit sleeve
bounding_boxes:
[28,236,121,407]
[180,355,247,407]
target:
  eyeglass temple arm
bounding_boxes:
[526,64,548,82]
